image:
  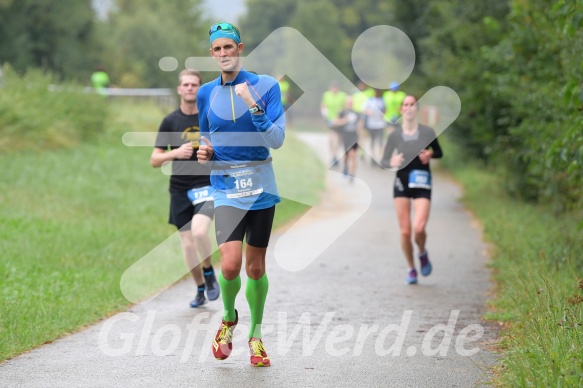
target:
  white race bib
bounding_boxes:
[224,167,264,199]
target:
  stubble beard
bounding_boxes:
[220,57,240,73]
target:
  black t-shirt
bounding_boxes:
[381,124,443,179]
[338,110,359,133]
[154,109,211,191]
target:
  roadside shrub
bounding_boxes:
[0,64,109,151]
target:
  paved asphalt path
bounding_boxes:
[0,133,498,387]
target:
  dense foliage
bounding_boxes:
[417,0,582,213]
[0,0,98,80]
[0,0,209,87]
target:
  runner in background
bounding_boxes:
[150,69,220,308]
[383,81,406,130]
[381,95,443,285]
[351,81,375,161]
[277,74,292,127]
[91,64,110,97]
[333,97,360,182]
[362,88,387,165]
[321,80,347,168]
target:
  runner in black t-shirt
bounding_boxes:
[332,99,359,182]
[150,70,219,307]
[381,95,443,285]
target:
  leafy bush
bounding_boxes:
[419,0,583,214]
[484,0,583,213]
[0,64,109,151]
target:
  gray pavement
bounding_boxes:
[0,133,498,387]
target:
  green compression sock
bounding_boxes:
[218,272,241,322]
[245,273,269,339]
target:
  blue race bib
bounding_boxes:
[408,170,431,189]
[187,185,214,205]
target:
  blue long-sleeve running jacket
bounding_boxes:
[197,69,286,210]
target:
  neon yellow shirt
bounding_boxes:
[279,80,290,105]
[91,71,110,89]
[352,88,374,113]
[321,91,347,121]
[383,90,406,122]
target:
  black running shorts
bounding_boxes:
[393,176,432,200]
[214,205,275,248]
[169,189,214,230]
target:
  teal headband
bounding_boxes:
[209,24,241,45]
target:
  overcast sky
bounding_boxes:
[204,0,246,23]
[91,0,247,22]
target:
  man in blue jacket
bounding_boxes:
[196,21,285,367]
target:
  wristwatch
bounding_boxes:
[249,104,264,114]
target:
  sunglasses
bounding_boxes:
[209,22,240,36]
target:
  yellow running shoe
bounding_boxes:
[248,338,270,367]
[212,310,238,360]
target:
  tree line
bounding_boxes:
[1,0,581,213]
[0,0,210,87]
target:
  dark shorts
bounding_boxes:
[169,189,214,230]
[393,177,432,200]
[214,205,275,248]
[342,131,359,151]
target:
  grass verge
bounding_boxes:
[0,101,324,362]
[438,136,582,386]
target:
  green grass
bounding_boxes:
[438,136,583,386]
[0,101,324,361]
